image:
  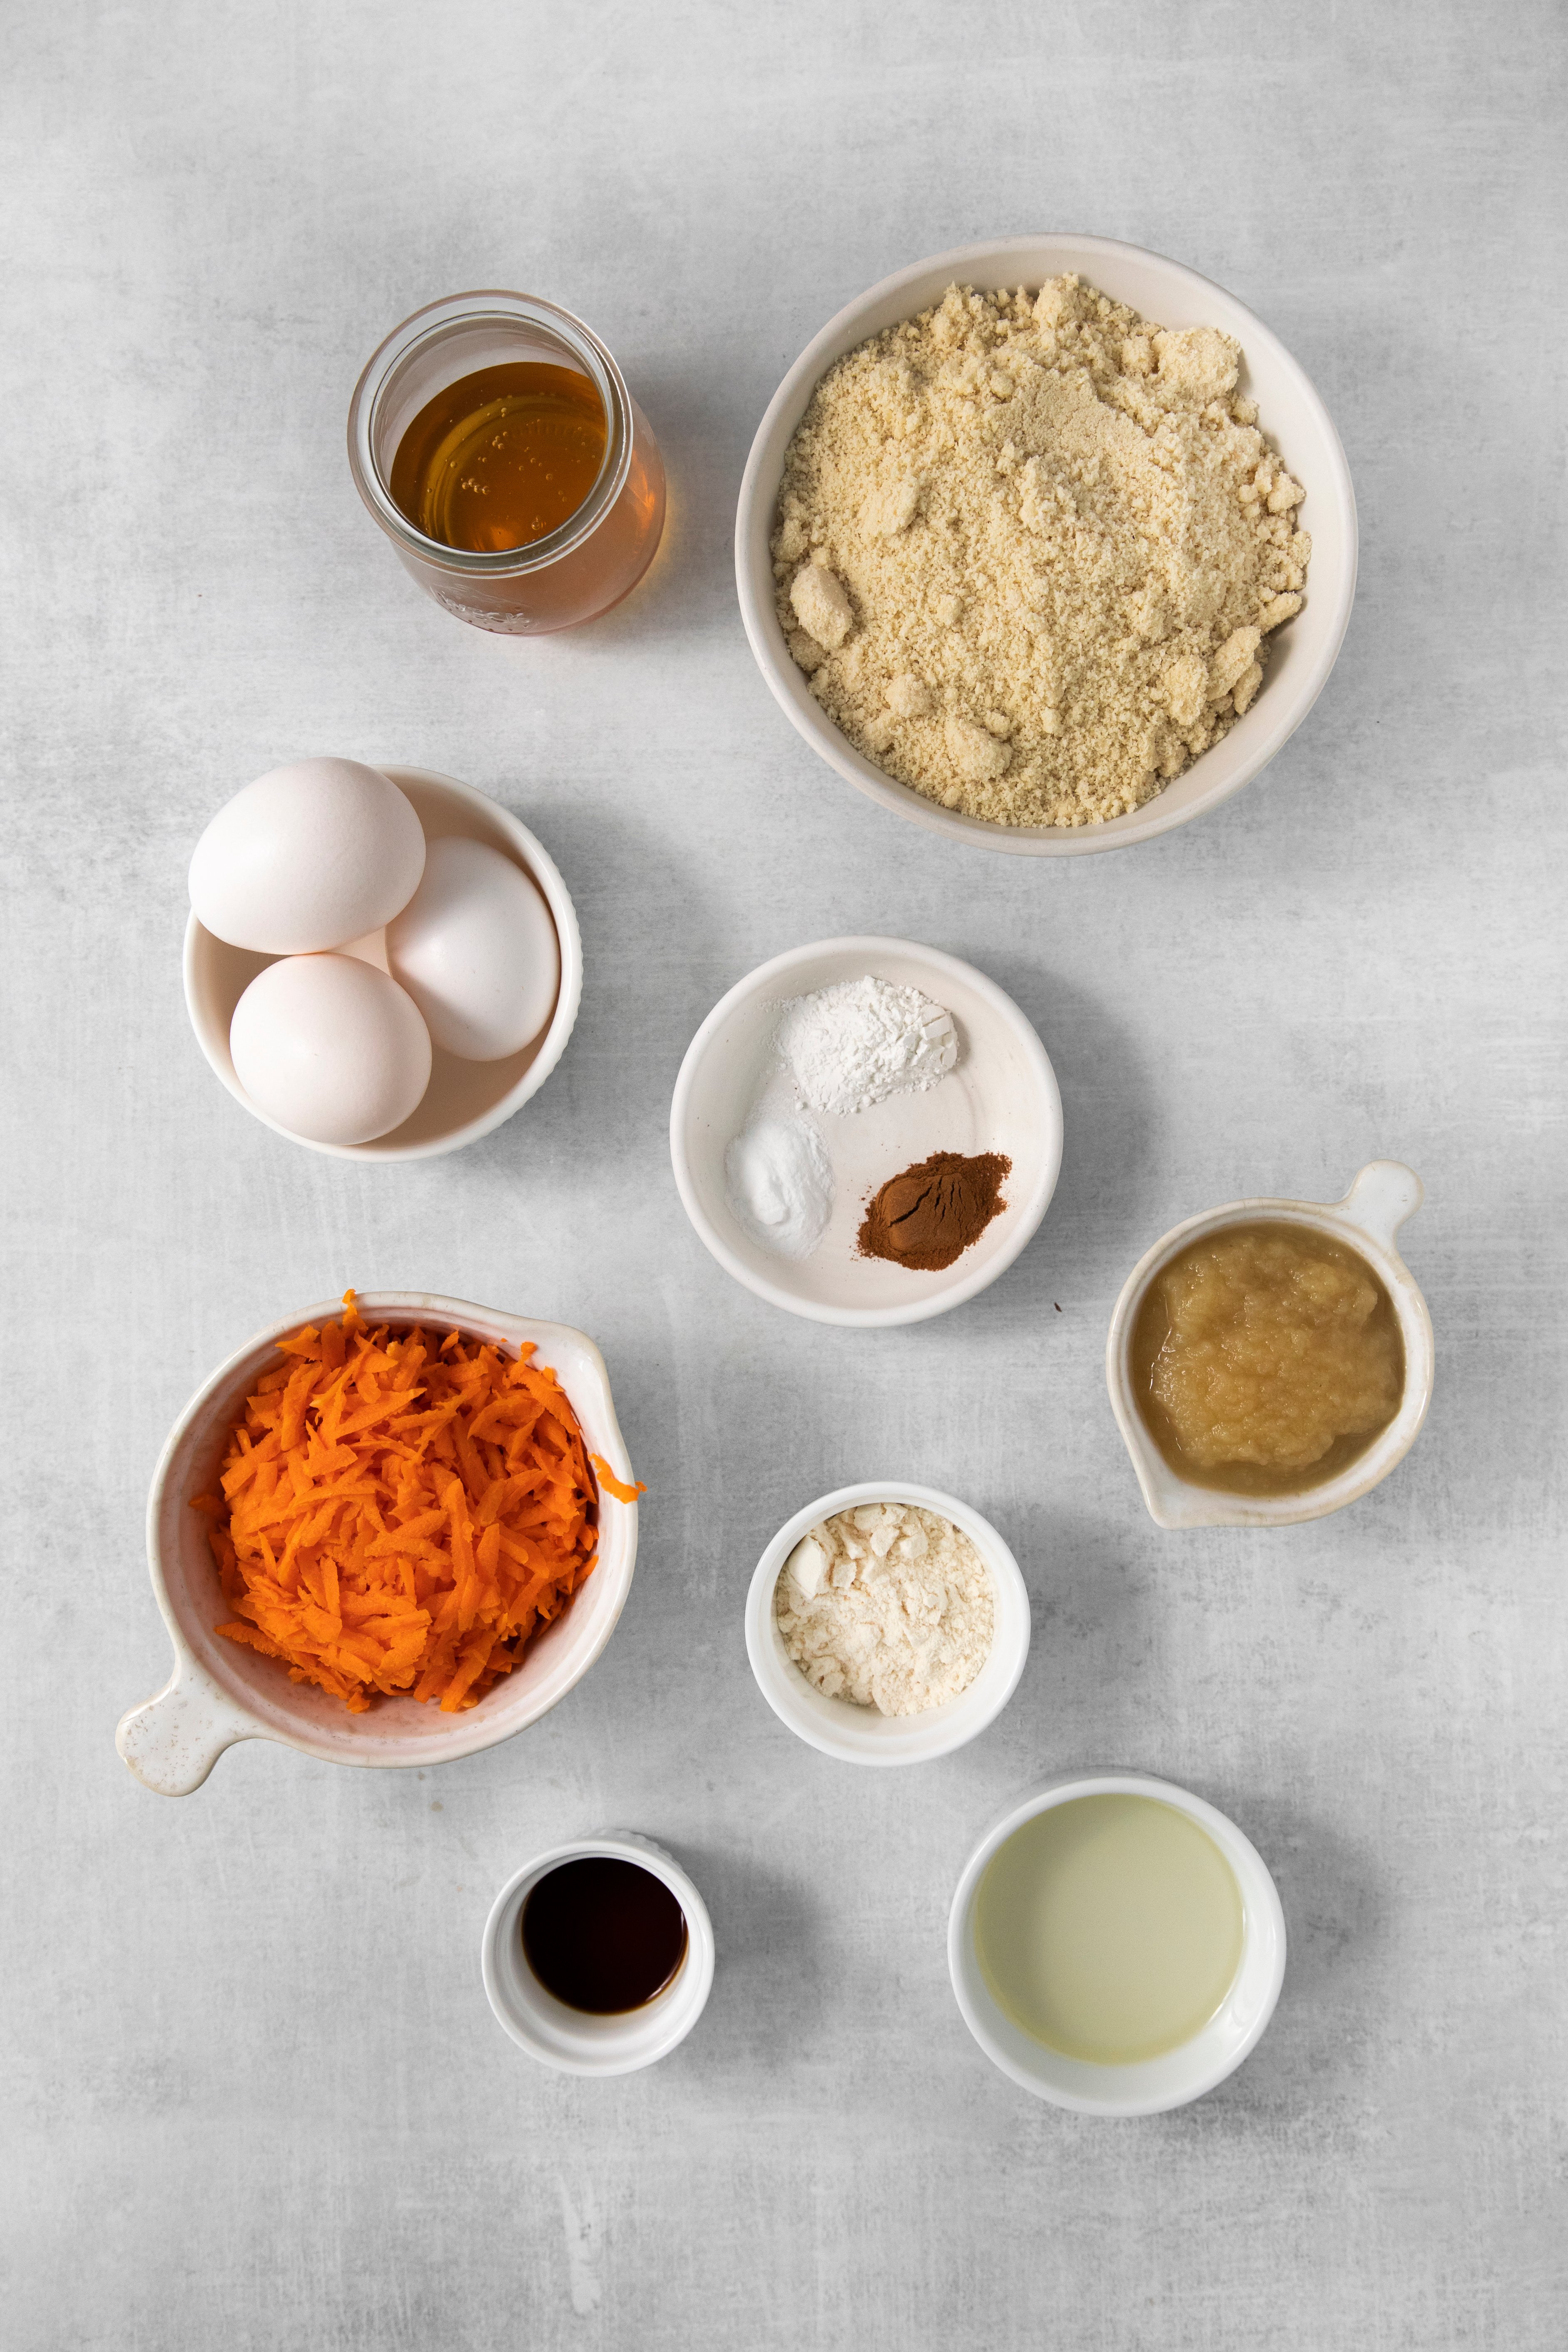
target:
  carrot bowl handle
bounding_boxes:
[116,1656,256,1796]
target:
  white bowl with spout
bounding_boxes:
[115,1293,639,1793]
[1106,1161,1434,1528]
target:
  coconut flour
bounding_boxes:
[775,1500,993,1715]
[773,274,1312,829]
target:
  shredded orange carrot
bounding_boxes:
[590,1454,645,1506]
[200,1291,640,1715]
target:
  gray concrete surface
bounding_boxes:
[4,3,1566,2345]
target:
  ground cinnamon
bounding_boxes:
[857,1151,1011,1271]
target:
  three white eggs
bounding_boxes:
[189,758,560,1146]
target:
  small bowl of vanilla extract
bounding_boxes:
[481,1833,715,2074]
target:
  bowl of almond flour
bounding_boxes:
[735,236,1356,857]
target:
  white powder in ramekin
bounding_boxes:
[724,1111,832,1259]
[775,1501,993,1716]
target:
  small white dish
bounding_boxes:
[184,765,583,1160]
[735,234,1356,857]
[481,1832,714,2075]
[670,936,1063,1326]
[948,1772,1287,2114]
[115,1293,639,1794]
[1106,1160,1434,1529]
[744,1482,1030,1765]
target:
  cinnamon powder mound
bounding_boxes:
[858,1151,1011,1271]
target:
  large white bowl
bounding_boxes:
[735,234,1357,857]
[184,766,583,1160]
[670,935,1063,1326]
[115,1293,640,1794]
[1106,1160,1434,1529]
[744,1482,1031,1765]
[481,1831,715,2075]
[948,1772,1287,2113]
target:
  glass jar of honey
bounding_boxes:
[348,291,665,635]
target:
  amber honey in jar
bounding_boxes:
[388,362,608,554]
[348,292,665,635]
[1130,1220,1404,1496]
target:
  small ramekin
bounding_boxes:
[948,1772,1287,2115]
[480,1833,715,2074]
[1106,1160,1434,1529]
[744,1482,1030,1765]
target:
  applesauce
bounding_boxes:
[1131,1221,1404,1496]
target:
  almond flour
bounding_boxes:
[773,274,1312,829]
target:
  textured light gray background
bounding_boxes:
[4,2,1565,2345]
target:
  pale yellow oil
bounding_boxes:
[973,1795,1244,2064]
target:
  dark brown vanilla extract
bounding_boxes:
[521,1856,687,2013]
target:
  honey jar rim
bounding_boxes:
[348,288,633,575]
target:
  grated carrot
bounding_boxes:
[200,1292,641,1715]
[590,1454,645,1506]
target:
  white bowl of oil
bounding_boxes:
[948,1772,1286,2114]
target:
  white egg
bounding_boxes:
[189,758,426,953]
[384,836,560,1061]
[229,954,433,1146]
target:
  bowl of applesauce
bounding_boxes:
[1106,1161,1434,1528]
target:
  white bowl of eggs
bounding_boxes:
[184,760,581,1159]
